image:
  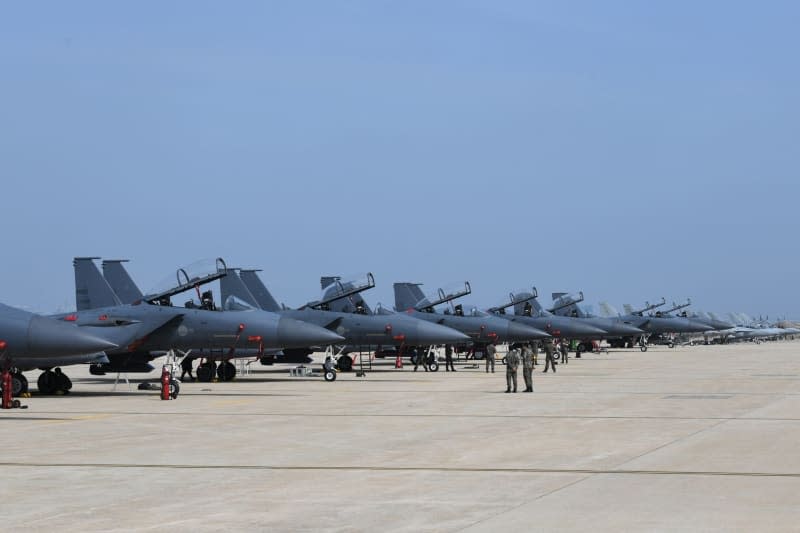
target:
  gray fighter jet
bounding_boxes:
[548,292,646,345]
[612,299,712,338]
[393,282,550,344]
[224,270,470,372]
[67,257,345,384]
[0,302,118,397]
[680,310,735,332]
[486,288,609,342]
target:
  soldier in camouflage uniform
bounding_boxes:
[485,342,496,373]
[505,346,521,393]
[559,339,569,364]
[521,343,534,392]
[542,338,557,373]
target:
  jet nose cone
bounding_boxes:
[277,317,345,348]
[27,316,118,357]
[416,321,470,345]
[506,321,550,341]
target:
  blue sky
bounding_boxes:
[1,1,798,318]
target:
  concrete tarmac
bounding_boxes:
[3,340,800,531]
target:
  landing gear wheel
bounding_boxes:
[11,373,28,396]
[640,345,648,352]
[37,370,57,395]
[668,342,675,349]
[324,369,337,382]
[196,362,216,382]
[336,355,353,372]
[428,361,439,372]
[216,361,236,381]
[169,379,180,399]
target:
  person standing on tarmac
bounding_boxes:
[180,355,195,382]
[522,343,534,392]
[444,344,456,372]
[542,338,557,373]
[413,347,429,372]
[559,339,569,364]
[531,340,539,367]
[485,342,496,373]
[505,346,521,393]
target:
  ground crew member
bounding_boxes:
[522,343,534,392]
[485,342,496,373]
[53,367,72,394]
[559,339,569,364]
[180,355,195,382]
[505,347,521,393]
[531,340,539,366]
[543,338,557,373]
[413,348,429,372]
[444,344,456,372]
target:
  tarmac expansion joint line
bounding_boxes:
[0,462,798,478]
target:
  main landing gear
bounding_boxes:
[195,360,237,382]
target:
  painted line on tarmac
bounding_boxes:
[1,462,799,478]
[21,411,800,422]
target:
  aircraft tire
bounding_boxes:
[640,345,648,352]
[217,361,236,381]
[196,363,215,383]
[324,370,337,382]
[336,355,353,372]
[428,361,439,372]
[37,370,57,395]
[10,373,28,396]
[170,379,180,399]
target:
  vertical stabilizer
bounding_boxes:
[220,270,261,308]
[74,257,122,311]
[102,260,143,304]
[239,270,282,312]
[393,282,427,311]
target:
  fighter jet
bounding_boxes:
[716,313,795,343]
[393,282,550,345]
[486,288,609,345]
[0,302,117,398]
[680,309,735,332]
[66,257,344,384]
[606,299,711,348]
[224,270,471,372]
[548,292,646,345]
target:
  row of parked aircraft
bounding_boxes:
[1,257,797,402]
